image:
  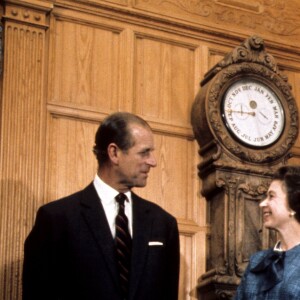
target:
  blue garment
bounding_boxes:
[235,244,300,299]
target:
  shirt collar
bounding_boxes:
[274,240,283,252]
[93,174,131,204]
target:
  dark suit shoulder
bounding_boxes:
[28,183,98,242]
[38,183,96,215]
[132,192,177,222]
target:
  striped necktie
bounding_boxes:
[115,193,132,299]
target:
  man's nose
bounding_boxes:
[148,153,157,167]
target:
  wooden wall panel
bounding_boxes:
[50,19,123,111]
[135,134,199,222]
[179,232,206,300]
[45,114,99,201]
[134,34,196,128]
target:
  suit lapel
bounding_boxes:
[80,183,120,288]
[129,193,153,299]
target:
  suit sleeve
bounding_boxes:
[22,206,61,300]
[166,217,180,300]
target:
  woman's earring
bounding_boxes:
[290,211,296,217]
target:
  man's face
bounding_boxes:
[116,124,157,190]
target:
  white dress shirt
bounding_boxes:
[93,174,133,238]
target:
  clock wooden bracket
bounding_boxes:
[191,36,298,299]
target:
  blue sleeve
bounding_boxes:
[234,264,251,300]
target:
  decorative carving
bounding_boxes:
[238,182,268,197]
[3,2,52,29]
[202,36,281,86]
[215,288,236,300]
[192,36,297,299]
[235,258,246,278]
[163,0,213,17]
[192,36,299,164]
[135,0,300,38]
[198,171,271,298]
[215,0,261,13]
[204,61,298,163]
[198,274,244,299]
[11,9,18,16]
[89,0,128,6]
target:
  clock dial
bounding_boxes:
[222,79,285,147]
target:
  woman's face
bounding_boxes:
[259,180,292,230]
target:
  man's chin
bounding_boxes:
[123,181,147,189]
[133,179,147,188]
[134,183,147,188]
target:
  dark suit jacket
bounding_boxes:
[23,183,180,300]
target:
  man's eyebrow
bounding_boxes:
[139,148,151,152]
[139,147,155,153]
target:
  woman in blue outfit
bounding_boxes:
[235,166,300,300]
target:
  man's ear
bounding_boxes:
[107,143,119,164]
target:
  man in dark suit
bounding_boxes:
[23,112,180,300]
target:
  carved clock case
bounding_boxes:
[191,36,299,299]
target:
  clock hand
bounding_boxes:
[259,111,268,120]
[239,104,243,116]
[225,109,256,116]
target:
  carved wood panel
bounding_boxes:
[283,70,300,148]
[133,0,300,49]
[0,1,52,299]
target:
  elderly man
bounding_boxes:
[23,112,180,300]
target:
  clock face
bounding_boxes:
[222,78,285,148]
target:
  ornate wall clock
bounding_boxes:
[191,36,298,300]
[192,37,298,165]
[221,77,285,148]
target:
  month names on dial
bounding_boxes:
[223,80,284,147]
